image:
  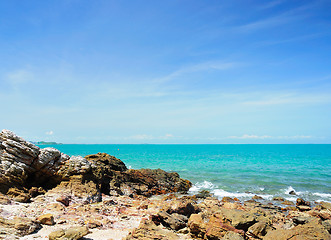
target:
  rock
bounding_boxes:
[205,215,245,239]
[85,152,127,172]
[6,187,30,202]
[252,195,263,200]
[49,226,90,240]
[273,196,285,201]
[247,221,272,238]
[320,201,331,210]
[264,219,330,240]
[0,129,40,192]
[297,205,311,211]
[0,193,11,204]
[322,219,331,233]
[188,213,206,238]
[28,186,46,198]
[222,197,235,203]
[221,231,245,240]
[220,208,256,231]
[281,200,294,205]
[165,197,197,217]
[296,198,310,206]
[0,216,41,237]
[109,168,192,197]
[195,190,212,198]
[57,156,91,180]
[56,195,70,206]
[289,190,296,195]
[36,213,55,225]
[125,219,179,240]
[153,211,187,230]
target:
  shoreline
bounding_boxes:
[1,130,330,239]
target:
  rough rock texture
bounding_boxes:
[108,168,192,197]
[49,226,90,240]
[0,216,41,238]
[0,130,192,202]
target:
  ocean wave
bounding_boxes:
[189,181,216,192]
[284,186,302,195]
[313,192,331,199]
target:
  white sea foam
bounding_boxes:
[189,181,215,192]
[212,189,273,200]
[313,192,331,198]
[284,186,302,195]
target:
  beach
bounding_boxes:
[0,130,331,239]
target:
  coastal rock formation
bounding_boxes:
[0,130,192,202]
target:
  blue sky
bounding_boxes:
[0,0,331,143]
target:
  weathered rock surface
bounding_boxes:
[49,226,90,240]
[0,216,41,238]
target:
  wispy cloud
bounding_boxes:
[227,134,313,140]
[125,133,175,141]
[154,61,237,84]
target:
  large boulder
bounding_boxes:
[108,168,192,197]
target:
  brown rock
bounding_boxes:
[56,195,70,206]
[222,197,235,203]
[252,195,263,200]
[0,216,41,237]
[264,219,330,240]
[125,219,179,240]
[153,211,187,230]
[320,201,331,210]
[273,196,285,201]
[296,198,310,206]
[247,221,273,238]
[221,231,244,240]
[36,213,55,225]
[188,213,206,238]
[282,200,294,205]
[49,226,90,240]
[220,208,256,231]
[6,187,30,203]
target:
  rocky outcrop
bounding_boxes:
[49,226,90,240]
[0,216,41,238]
[0,130,192,203]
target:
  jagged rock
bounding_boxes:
[296,198,310,206]
[320,201,331,210]
[152,211,187,230]
[273,196,285,201]
[49,226,90,240]
[56,195,70,206]
[247,221,273,238]
[0,130,40,192]
[188,213,206,238]
[195,190,212,198]
[108,168,192,197]
[85,152,127,172]
[252,195,263,200]
[165,197,198,217]
[6,187,30,202]
[220,208,256,231]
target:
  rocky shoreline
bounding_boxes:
[0,130,330,239]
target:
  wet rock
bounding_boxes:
[252,195,263,200]
[195,190,212,198]
[273,196,285,201]
[289,190,296,195]
[296,198,310,206]
[297,205,311,211]
[222,197,235,203]
[281,200,294,205]
[36,213,55,225]
[322,219,331,234]
[49,226,90,240]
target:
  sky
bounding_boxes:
[0,0,331,144]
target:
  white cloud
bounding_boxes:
[46,130,54,135]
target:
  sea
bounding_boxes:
[37,144,331,203]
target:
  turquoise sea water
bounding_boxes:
[37,144,331,203]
